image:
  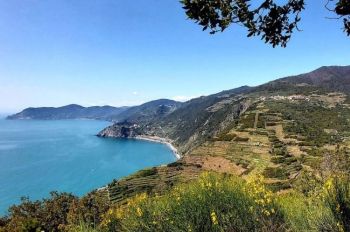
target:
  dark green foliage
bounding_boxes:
[324,177,350,231]
[234,136,249,142]
[333,0,350,35]
[0,191,109,232]
[255,129,269,136]
[263,167,289,179]
[273,147,288,156]
[271,155,286,164]
[239,113,255,129]
[235,158,250,168]
[181,0,349,46]
[266,122,277,126]
[108,99,182,123]
[134,168,158,178]
[301,155,322,168]
[1,192,78,232]
[256,118,265,128]
[181,0,304,47]
[217,133,237,141]
[345,95,350,104]
[266,101,350,146]
[0,217,8,228]
[167,161,184,168]
[305,147,324,157]
[67,191,110,229]
[345,18,350,35]
[284,157,298,165]
[266,181,291,192]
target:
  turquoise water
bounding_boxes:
[0,118,176,215]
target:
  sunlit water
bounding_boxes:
[0,118,176,215]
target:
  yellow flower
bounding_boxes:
[324,179,333,191]
[187,224,193,232]
[136,207,143,217]
[262,209,270,216]
[337,222,344,232]
[211,211,218,225]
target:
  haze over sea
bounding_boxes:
[0,117,176,215]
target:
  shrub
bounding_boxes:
[0,191,109,232]
[324,177,350,231]
[234,136,249,142]
[263,167,289,179]
[217,133,237,141]
[2,192,77,232]
[271,156,286,164]
[67,191,110,229]
[278,192,337,232]
[102,172,286,232]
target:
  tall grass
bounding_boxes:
[67,221,100,232]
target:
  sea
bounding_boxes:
[0,117,176,215]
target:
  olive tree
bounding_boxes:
[181,0,350,47]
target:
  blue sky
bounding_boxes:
[0,0,349,113]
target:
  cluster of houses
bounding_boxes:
[259,95,310,101]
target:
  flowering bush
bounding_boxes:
[323,176,350,232]
[102,172,286,232]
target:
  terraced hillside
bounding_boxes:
[99,65,350,203]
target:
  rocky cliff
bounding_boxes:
[97,123,141,138]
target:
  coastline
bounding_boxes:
[134,135,181,159]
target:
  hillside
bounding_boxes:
[6,104,129,120]
[98,65,350,196]
[106,99,182,123]
[6,99,181,121]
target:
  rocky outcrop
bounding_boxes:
[97,123,141,138]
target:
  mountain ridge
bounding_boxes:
[6,99,182,121]
[6,104,129,120]
[98,65,350,154]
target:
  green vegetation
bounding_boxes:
[88,173,350,231]
[239,113,256,129]
[181,0,350,47]
[0,191,109,232]
[266,101,350,146]
[216,132,237,141]
[2,170,350,231]
[103,173,285,231]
